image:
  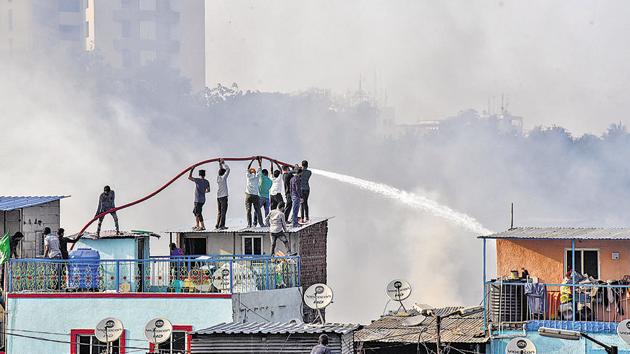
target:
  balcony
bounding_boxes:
[8,255,300,294]
[484,280,630,333]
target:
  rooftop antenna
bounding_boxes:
[303,283,334,324]
[385,279,412,315]
[510,202,514,229]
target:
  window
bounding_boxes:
[184,237,206,255]
[139,21,156,40]
[121,21,131,38]
[121,49,132,67]
[139,0,156,10]
[8,9,13,31]
[565,249,599,279]
[140,50,156,65]
[243,236,262,255]
[58,0,81,12]
[148,325,192,354]
[70,329,126,354]
[58,25,81,40]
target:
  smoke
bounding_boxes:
[311,168,492,235]
[5,11,630,325]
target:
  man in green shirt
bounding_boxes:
[257,169,273,224]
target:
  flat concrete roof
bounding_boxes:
[165,216,333,234]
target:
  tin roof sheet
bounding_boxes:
[194,321,360,335]
[0,196,68,211]
[479,227,630,240]
[355,307,488,344]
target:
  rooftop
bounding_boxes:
[0,196,68,211]
[479,227,630,240]
[354,307,487,344]
[73,230,161,240]
[194,321,360,335]
[165,216,332,234]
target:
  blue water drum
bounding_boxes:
[68,248,101,290]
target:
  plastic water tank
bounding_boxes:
[68,248,101,290]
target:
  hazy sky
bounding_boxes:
[206,0,630,135]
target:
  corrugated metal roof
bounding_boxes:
[194,321,360,335]
[479,227,630,240]
[75,230,161,239]
[354,307,488,344]
[0,196,68,211]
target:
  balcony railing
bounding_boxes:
[485,281,630,331]
[8,255,300,294]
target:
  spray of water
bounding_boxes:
[311,168,493,235]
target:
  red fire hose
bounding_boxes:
[70,155,293,249]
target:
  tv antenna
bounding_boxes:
[386,279,412,314]
[303,283,334,324]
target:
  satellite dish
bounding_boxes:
[618,319,630,345]
[402,314,426,327]
[95,318,124,343]
[386,279,412,301]
[303,283,334,310]
[505,337,536,354]
[145,318,173,344]
[212,267,231,291]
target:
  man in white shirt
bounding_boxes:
[269,162,285,210]
[215,159,230,230]
[43,227,62,259]
[245,157,264,228]
[265,202,291,255]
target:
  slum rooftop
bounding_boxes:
[354,306,487,344]
[195,321,360,335]
[0,196,68,211]
[71,230,161,239]
[165,216,333,234]
[479,227,630,240]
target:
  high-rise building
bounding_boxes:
[93,0,206,91]
[0,0,206,91]
[0,0,92,55]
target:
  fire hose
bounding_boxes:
[70,155,294,249]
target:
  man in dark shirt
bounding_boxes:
[282,165,294,220]
[10,232,24,258]
[189,168,210,231]
[300,160,312,223]
[57,228,78,260]
[290,167,302,227]
[96,186,119,236]
[310,334,332,354]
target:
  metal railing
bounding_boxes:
[8,255,300,294]
[485,281,630,327]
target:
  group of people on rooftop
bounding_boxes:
[188,157,312,231]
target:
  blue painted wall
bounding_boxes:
[6,296,232,353]
[489,330,630,353]
[75,238,140,260]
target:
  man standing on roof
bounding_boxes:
[216,159,230,230]
[96,185,120,236]
[282,165,294,221]
[266,201,291,255]
[310,334,332,354]
[258,167,273,219]
[269,162,284,210]
[189,168,210,231]
[290,166,302,227]
[245,157,265,228]
[300,160,312,223]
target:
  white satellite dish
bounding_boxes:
[304,283,334,310]
[212,267,231,291]
[618,319,630,345]
[386,279,412,301]
[505,337,536,354]
[145,318,173,344]
[303,283,334,324]
[95,318,124,343]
